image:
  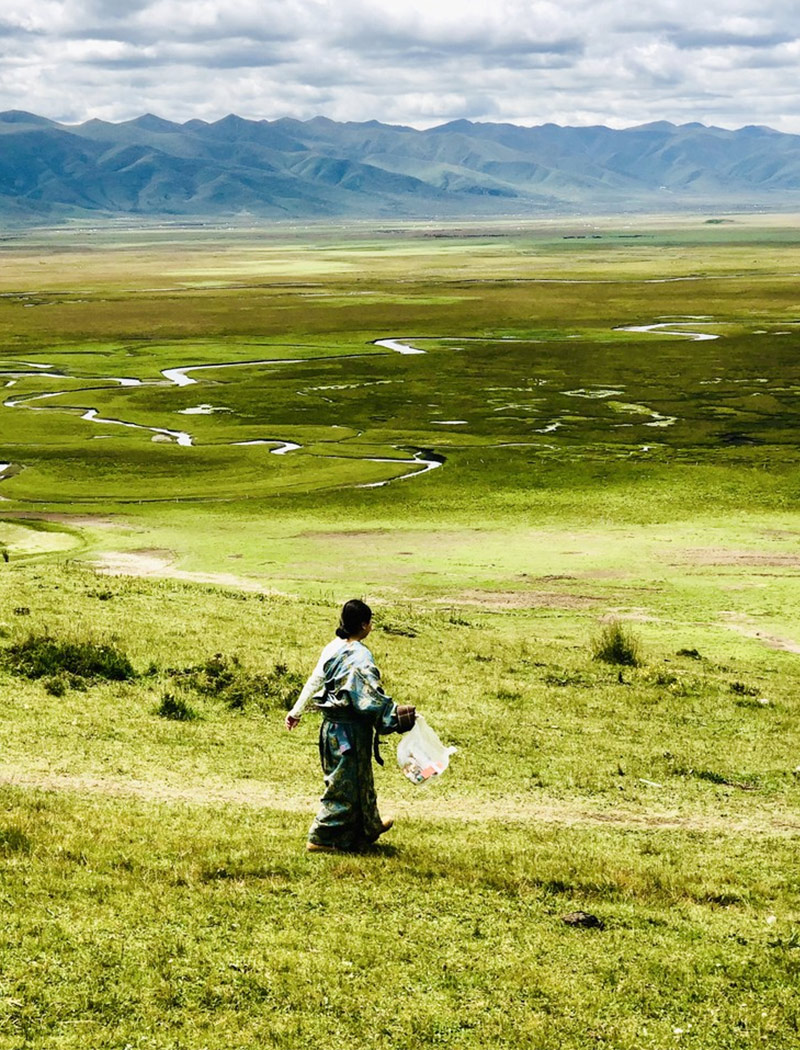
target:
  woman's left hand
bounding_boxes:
[396,705,416,732]
[285,714,300,730]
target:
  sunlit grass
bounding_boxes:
[1,217,800,1047]
[2,783,799,1050]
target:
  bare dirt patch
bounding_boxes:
[0,511,122,529]
[717,611,800,655]
[436,590,606,610]
[297,529,396,540]
[760,529,800,541]
[677,548,800,569]
[572,568,627,580]
[602,608,659,623]
[90,548,286,593]
[91,548,177,574]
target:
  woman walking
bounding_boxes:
[286,599,416,853]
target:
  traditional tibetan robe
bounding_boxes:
[308,640,401,849]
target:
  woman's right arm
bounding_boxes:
[285,648,329,729]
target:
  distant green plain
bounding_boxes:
[1,215,799,1048]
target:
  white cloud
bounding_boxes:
[0,0,799,130]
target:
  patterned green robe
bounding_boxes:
[308,640,400,849]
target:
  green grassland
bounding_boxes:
[1,564,799,1049]
[1,215,799,1048]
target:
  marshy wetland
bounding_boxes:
[1,216,799,1048]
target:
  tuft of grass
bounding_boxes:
[87,589,114,601]
[379,620,417,638]
[496,687,522,702]
[157,693,199,722]
[671,765,761,791]
[649,670,678,686]
[2,634,135,683]
[168,654,304,713]
[44,674,68,697]
[730,680,759,696]
[267,663,306,712]
[173,652,253,710]
[591,620,642,667]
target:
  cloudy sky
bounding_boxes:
[1,0,799,131]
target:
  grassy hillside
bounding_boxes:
[0,215,799,1048]
[1,558,799,1049]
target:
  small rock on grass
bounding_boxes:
[562,911,605,929]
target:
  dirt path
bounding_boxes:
[88,549,287,592]
[2,767,797,837]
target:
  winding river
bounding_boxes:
[0,337,441,489]
[0,321,725,492]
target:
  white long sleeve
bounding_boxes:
[288,637,346,720]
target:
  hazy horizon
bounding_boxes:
[4,110,786,136]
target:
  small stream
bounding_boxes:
[80,409,193,447]
[615,321,719,342]
[357,450,444,488]
[161,359,304,387]
[372,338,426,355]
[231,439,302,456]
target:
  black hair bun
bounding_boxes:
[336,599,372,639]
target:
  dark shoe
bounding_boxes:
[364,819,394,844]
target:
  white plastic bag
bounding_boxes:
[397,715,456,784]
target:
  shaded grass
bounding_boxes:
[156,693,199,722]
[1,634,135,683]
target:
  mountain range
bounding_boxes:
[2,110,800,221]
